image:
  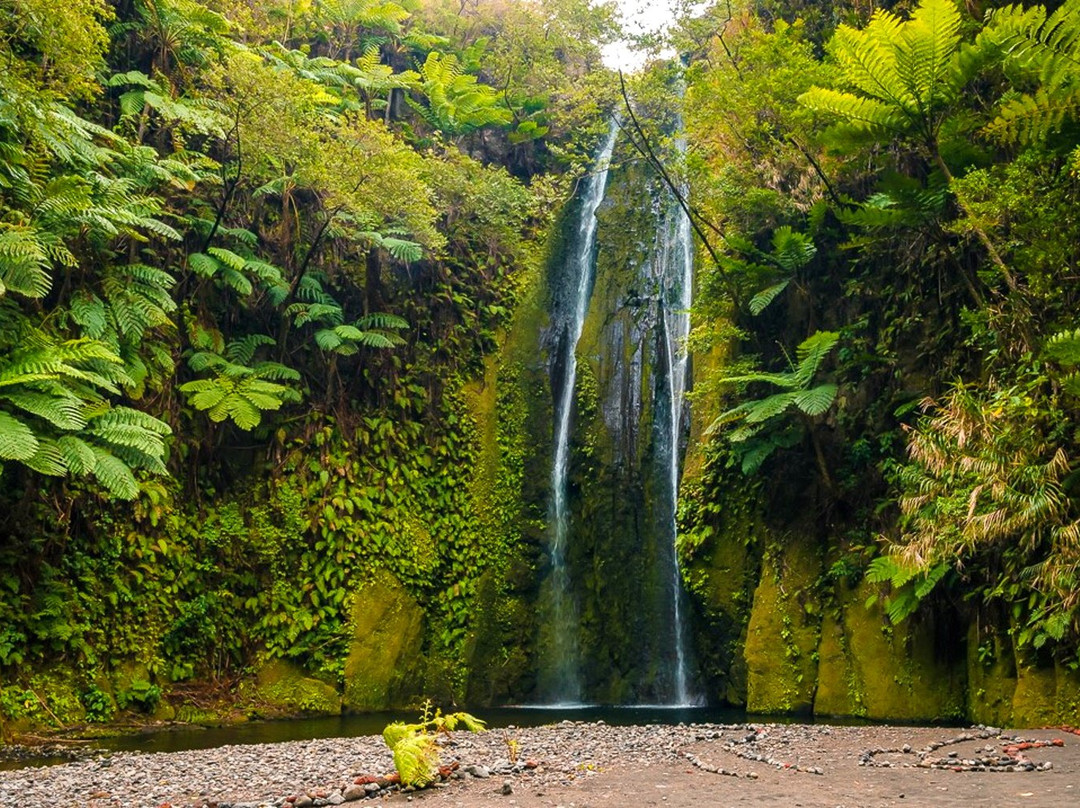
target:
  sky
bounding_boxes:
[602,0,682,71]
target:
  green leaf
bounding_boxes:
[749,280,791,316]
[794,384,838,416]
[0,412,39,460]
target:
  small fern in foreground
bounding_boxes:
[382,701,486,788]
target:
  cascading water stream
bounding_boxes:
[657,140,697,705]
[542,121,619,705]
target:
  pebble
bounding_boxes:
[0,721,1065,807]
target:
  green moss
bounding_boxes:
[174,704,235,725]
[253,659,341,716]
[966,623,1017,726]
[744,536,822,713]
[679,467,760,706]
[343,571,426,711]
[1053,663,1080,724]
[813,579,965,721]
[1012,658,1058,726]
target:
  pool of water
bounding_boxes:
[96,704,748,756]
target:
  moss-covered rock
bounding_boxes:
[1052,663,1080,724]
[253,659,341,716]
[966,623,1017,726]
[1011,657,1058,726]
[744,535,822,713]
[343,571,426,710]
[678,460,761,706]
[813,579,966,721]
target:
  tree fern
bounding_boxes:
[187,250,284,297]
[707,331,840,473]
[181,335,302,430]
[983,0,1080,145]
[745,227,816,316]
[407,52,512,137]
[800,0,981,144]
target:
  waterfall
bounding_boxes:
[541,121,619,705]
[656,139,698,706]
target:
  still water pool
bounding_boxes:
[97,705,748,755]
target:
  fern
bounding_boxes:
[0,225,53,298]
[800,0,988,144]
[181,335,302,430]
[381,703,485,789]
[0,412,39,461]
[707,331,840,473]
[983,0,1080,145]
[407,52,512,137]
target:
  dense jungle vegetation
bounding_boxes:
[2,0,1080,730]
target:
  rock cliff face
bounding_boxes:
[336,129,1080,725]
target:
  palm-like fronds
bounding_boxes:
[181,335,302,430]
[407,53,512,137]
[983,0,1080,144]
[707,331,840,472]
[0,317,169,497]
[800,0,983,144]
[889,382,1080,642]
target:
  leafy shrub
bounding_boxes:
[115,679,161,713]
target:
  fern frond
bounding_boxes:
[793,331,840,386]
[794,383,839,416]
[0,411,39,460]
[798,87,907,134]
[391,734,439,788]
[226,334,276,366]
[749,280,791,316]
[90,447,139,500]
[0,391,86,430]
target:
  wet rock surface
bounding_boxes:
[1,721,1078,807]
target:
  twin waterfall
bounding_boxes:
[538,121,699,706]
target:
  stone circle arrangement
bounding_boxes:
[682,723,1076,780]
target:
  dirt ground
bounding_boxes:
[388,728,1080,808]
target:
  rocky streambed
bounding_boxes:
[2,721,1079,808]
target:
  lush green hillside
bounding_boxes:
[672,0,1080,722]
[0,0,617,730]
[3,0,1080,734]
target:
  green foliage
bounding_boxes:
[885,380,1080,646]
[80,684,115,721]
[983,0,1080,146]
[181,336,302,430]
[864,555,950,623]
[708,331,840,473]
[798,0,982,147]
[382,701,485,788]
[115,678,162,712]
[407,52,513,137]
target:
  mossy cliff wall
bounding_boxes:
[677,305,1080,723]
[679,435,1080,722]
[344,137,1080,720]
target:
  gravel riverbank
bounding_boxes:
[2,721,1079,808]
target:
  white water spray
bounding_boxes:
[543,121,619,704]
[657,132,699,707]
